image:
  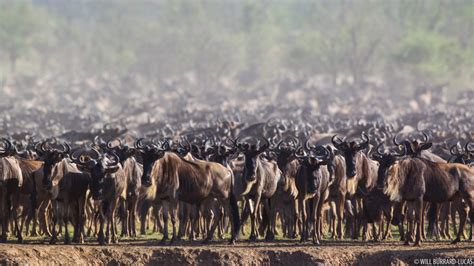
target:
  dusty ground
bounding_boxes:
[0,239,472,265]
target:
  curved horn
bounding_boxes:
[90,148,101,160]
[289,136,300,148]
[376,142,385,156]
[393,134,402,146]
[450,142,461,156]
[304,139,312,151]
[464,140,473,154]
[106,152,120,167]
[40,140,50,153]
[276,138,285,151]
[360,132,369,144]
[422,131,429,143]
[60,142,71,154]
[0,138,12,156]
[331,134,344,150]
[135,138,145,149]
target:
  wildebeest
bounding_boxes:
[138,138,240,244]
[72,148,126,245]
[35,139,90,244]
[0,138,32,243]
[272,137,300,239]
[331,133,378,239]
[383,137,474,245]
[295,143,333,245]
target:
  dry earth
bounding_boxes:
[0,240,472,265]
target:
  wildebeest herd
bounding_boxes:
[0,76,472,247]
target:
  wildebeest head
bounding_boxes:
[448,141,473,165]
[36,139,70,189]
[135,138,169,187]
[104,137,137,164]
[204,138,236,166]
[72,148,120,200]
[0,138,16,158]
[234,136,270,182]
[393,132,432,158]
[274,136,299,173]
[295,144,331,193]
[332,133,369,178]
[370,142,405,189]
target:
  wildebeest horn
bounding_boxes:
[450,142,461,156]
[135,138,145,149]
[465,140,473,154]
[421,131,429,143]
[290,136,300,148]
[376,142,385,156]
[90,148,101,160]
[393,134,402,146]
[331,135,344,150]
[360,132,369,144]
[106,152,120,167]
[0,138,12,156]
[276,138,285,151]
[304,139,312,151]
[60,142,71,154]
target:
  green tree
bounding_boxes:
[0,1,52,73]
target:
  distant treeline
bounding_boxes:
[0,0,472,92]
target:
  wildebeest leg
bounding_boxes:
[414,198,423,246]
[189,205,199,241]
[228,192,240,244]
[118,199,127,237]
[10,187,22,243]
[312,195,323,245]
[382,208,392,240]
[298,198,307,242]
[97,210,105,245]
[404,202,414,245]
[265,197,277,241]
[452,197,466,244]
[217,206,224,240]
[421,202,429,240]
[139,200,150,235]
[204,200,222,243]
[63,202,71,244]
[74,195,86,244]
[39,201,51,237]
[169,199,178,244]
[49,201,59,244]
[161,201,169,243]
[344,200,354,239]
[130,195,138,237]
[439,203,448,239]
[249,196,261,242]
[31,205,38,236]
[336,195,345,239]
[0,187,7,243]
[110,198,119,244]
[240,201,250,236]
[451,203,457,240]
[468,199,474,241]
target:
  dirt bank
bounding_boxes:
[0,240,472,265]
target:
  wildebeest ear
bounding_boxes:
[420,143,432,150]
